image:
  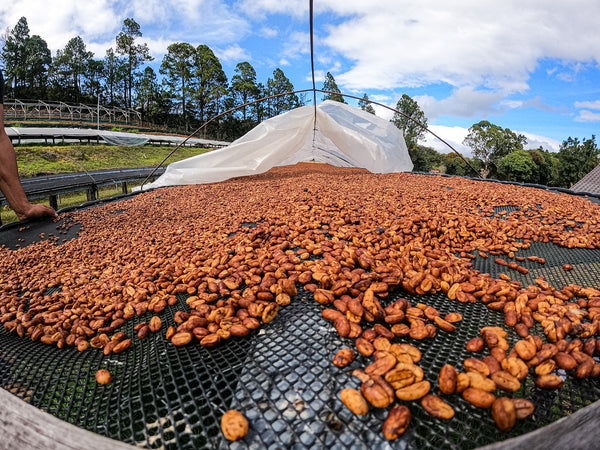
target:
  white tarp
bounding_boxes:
[6,127,228,148]
[142,100,412,189]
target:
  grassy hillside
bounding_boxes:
[2,143,212,225]
[15,143,211,177]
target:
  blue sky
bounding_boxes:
[2,0,600,155]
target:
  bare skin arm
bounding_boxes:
[0,103,57,221]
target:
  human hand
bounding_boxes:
[17,203,58,221]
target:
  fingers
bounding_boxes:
[19,204,58,221]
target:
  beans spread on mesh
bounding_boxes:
[1,163,600,439]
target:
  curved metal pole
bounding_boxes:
[309,0,317,130]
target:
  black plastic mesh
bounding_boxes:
[1,197,600,449]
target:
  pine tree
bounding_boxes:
[322,72,345,103]
[358,93,376,114]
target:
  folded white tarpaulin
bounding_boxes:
[142,100,412,189]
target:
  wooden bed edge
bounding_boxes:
[478,398,600,450]
[2,386,599,449]
[0,388,136,450]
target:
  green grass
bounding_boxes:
[14,143,211,178]
[2,143,213,225]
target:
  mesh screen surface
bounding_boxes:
[1,174,600,449]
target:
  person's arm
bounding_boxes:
[0,104,57,221]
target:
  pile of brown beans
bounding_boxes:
[1,163,599,440]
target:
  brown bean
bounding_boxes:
[395,380,431,401]
[491,371,521,392]
[421,394,455,420]
[382,405,411,440]
[221,410,248,441]
[535,374,563,390]
[361,376,394,408]
[171,332,192,346]
[149,316,162,332]
[112,338,132,353]
[333,348,356,368]
[492,397,516,431]
[513,398,535,419]
[466,337,485,352]
[438,364,458,395]
[462,387,496,408]
[340,388,368,416]
[355,337,375,357]
[95,369,112,385]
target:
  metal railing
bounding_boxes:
[3,99,142,125]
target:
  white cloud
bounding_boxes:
[1,0,121,52]
[321,2,541,92]
[282,1,600,118]
[281,31,310,59]
[575,100,600,110]
[422,125,560,157]
[416,87,506,121]
[575,110,600,123]
[236,0,306,20]
[260,27,278,38]
[423,126,471,156]
[231,1,600,138]
[519,132,561,152]
[1,0,249,59]
[215,44,250,63]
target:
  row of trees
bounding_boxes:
[386,94,598,188]
[1,17,303,139]
[322,72,599,189]
[2,17,597,187]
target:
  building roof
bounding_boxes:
[571,163,600,195]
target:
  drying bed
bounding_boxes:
[1,163,600,449]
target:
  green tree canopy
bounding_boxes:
[51,36,94,102]
[194,44,228,124]
[160,42,196,128]
[23,34,52,98]
[410,145,442,172]
[322,72,345,103]
[83,58,104,102]
[101,48,125,106]
[556,136,599,187]
[136,66,163,120]
[391,95,428,160]
[358,93,376,115]
[266,67,300,118]
[441,153,479,177]
[116,18,153,108]
[526,148,559,186]
[230,61,259,120]
[1,17,31,96]
[463,120,526,178]
[497,149,537,183]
